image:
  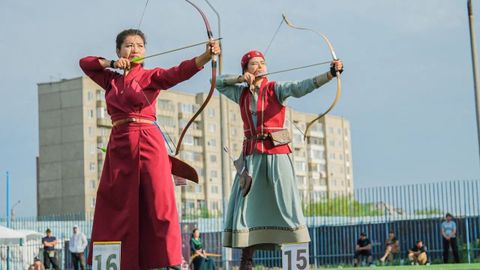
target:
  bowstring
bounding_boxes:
[135,0,177,155]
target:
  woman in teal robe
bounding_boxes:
[190,228,217,270]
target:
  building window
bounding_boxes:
[179,103,197,114]
[96,107,106,119]
[211,185,219,194]
[210,155,217,162]
[310,149,324,159]
[158,116,176,128]
[89,110,94,119]
[207,139,216,147]
[88,127,94,136]
[297,176,306,186]
[88,91,94,101]
[208,108,215,118]
[295,161,306,172]
[90,180,96,189]
[208,123,216,132]
[96,90,105,101]
[91,197,96,208]
[89,162,96,172]
[211,170,218,178]
[90,144,96,154]
[183,135,194,145]
[100,128,109,136]
[158,99,175,111]
[193,137,202,146]
[293,134,302,144]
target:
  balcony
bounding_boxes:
[181,144,203,153]
[96,100,106,108]
[97,136,108,144]
[178,111,201,120]
[97,118,112,127]
[157,109,176,117]
[308,130,324,139]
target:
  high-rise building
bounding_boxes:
[37,77,353,218]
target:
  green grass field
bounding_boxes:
[249,263,480,270]
[320,264,480,270]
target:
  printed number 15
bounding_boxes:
[285,249,307,270]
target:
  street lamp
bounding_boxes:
[202,2,232,269]
[10,200,21,223]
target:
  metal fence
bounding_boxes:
[1,180,480,269]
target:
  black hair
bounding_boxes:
[116,29,146,50]
[191,228,199,238]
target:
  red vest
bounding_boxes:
[239,79,292,155]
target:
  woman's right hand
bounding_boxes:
[240,72,255,86]
[113,58,131,70]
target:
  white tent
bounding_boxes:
[0,227,44,270]
[16,230,43,242]
[0,226,24,245]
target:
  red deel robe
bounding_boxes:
[79,56,202,269]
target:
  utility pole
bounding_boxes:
[468,0,480,168]
[467,2,478,264]
[6,171,10,228]
[6,171,11,270]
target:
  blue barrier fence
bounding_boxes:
[1,180,480,269]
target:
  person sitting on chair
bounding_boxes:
[408,240,429,265]
[190,228,216,270]
[379,231,400,264]
[353,232,373,267]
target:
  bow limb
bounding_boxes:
[175,0,218,156]
[281,14,342,140]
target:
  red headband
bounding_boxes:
[241,50,265,70]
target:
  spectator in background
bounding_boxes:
[28,257,45,270]
[441,213,460,263]
[353,232,372,267]
[190,228,216,270]
[42,228,60,270]
[379,231,400,264]
[69,225,88,270]
[408,240,428,265]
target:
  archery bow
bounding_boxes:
[175,0,218,156]
[128,0,218,183]
[268,14,342,140]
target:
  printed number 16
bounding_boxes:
[95,254,118,270]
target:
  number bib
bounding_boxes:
[92,242,121,270]
[282,243,309,270]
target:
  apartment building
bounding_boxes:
[37,76,353,217]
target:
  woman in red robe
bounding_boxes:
[79,29,220,270]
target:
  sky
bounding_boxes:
[0,0,479,217]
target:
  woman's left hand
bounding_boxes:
[328,59,343,79]
[205,40,221,58]
[195,40,221,68]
